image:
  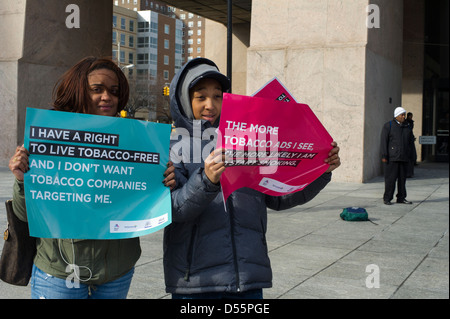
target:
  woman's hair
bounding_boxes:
[52,56,129,114]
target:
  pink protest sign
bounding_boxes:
[253,77,298,102]
[217,79,333,202]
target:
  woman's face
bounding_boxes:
[87,68,119,117]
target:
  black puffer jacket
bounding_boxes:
[163,58,332,294]
[380,119,414,162]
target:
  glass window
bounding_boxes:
[150,37,157,48]
[138,37,149,48]
[129,35,134,47]
[164,24,170,34]
[164,39,169,49]
[150,54,157,65]
[138,22,149,32]
[121,18,126,30]
[137,53,149,64]
[150,22,158,33]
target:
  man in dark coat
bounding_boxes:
[380,107,415,205]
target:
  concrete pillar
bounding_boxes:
[247,0,404,182]
[0,0,112,165]
[205,19,250,95]
[402,0,424,162]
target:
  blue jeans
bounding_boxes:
[30,264,134,299]
[173,289,263,299]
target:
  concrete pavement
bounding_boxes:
[0,162,448,299]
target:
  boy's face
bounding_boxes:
[190,78,223,125]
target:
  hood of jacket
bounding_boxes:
[170,58,230,135]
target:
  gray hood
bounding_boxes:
[170,58,230,132]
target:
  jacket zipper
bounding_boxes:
[227,201,241,292]
[184,224,197,281]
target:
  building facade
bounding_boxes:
[113,5,137,77]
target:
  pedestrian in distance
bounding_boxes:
[406,112,417,178]
[8,56,176,299]
[380,107,415,205]
[164,57,341,299]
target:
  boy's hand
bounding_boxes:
[324,141,341,173]
[205,148,226,184]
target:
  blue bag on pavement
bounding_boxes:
[340,207,369,221]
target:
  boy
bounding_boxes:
[164,58,340,299]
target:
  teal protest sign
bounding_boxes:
[23,108,172,239]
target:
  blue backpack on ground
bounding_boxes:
[340,207,369,221]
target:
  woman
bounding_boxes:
[9,56,175,299]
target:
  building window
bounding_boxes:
[113,16,117,27]
[150,37,157,48]
[129,36,134,48]
[164,24,170,34]
[120,51,125,63]
[129,52,134,64]
[138,37,148,48]
[164,39,169,49]
[197,21,202,27]
[138,37,149,48]
[138,22,149,32]
[150,22,158,33]
[150,54,157,65]
[164,55,169,65]
[121,18,126,30]
[129,20,134,32]
[120,34,125,46]
[137,53,149,64]
[164,70,169,80]
[112,31,117,44]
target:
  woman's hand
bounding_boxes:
[204,148,226,184]
[9,145,30,182]
[163,161,176,190]
[324,141,341,173]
